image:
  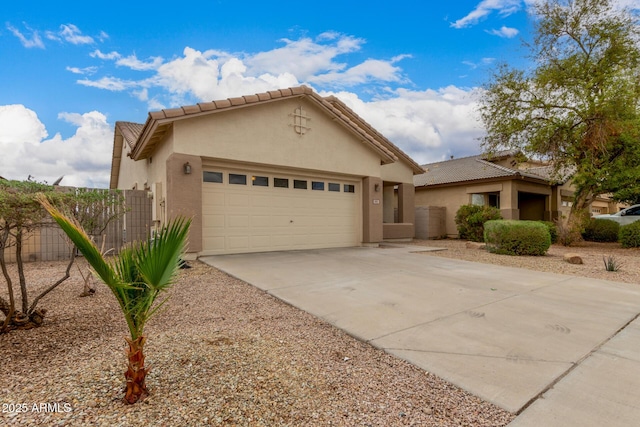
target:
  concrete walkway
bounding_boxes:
[201,245,640,425]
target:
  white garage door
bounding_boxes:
[201,166,361,255]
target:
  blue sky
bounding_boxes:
[1,0,636,188]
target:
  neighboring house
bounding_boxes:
[414,151,624,238]
[110,86,424,257]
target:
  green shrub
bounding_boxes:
[455,204,502,242]
[619,221,640,248]
[582,218,620,242]
[484,220,551,256]
[538,221,558,244]
[603,255,622,272]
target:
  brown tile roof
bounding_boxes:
[414,153,557,187]
[116,121,144,150]
[414,154,516,186]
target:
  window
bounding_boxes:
[274,178,289,188]
[471,194,485,206]
[203,171,223,183]
[252,176,269,187]
[344,184,355,193]
[294,179,307,189]
[229,174,247,185]
[328,183,340,192]
[312,181,324,191]
[488,193,500,208]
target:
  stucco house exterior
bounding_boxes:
[110,86,424,257]
[414,151,624,238]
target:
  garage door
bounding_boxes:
[201,166,361,255]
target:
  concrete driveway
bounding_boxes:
[201,244,640,425]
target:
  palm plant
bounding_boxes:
[38,194,190,404]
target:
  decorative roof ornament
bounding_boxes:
[290,106,311,135]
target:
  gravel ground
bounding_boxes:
[2,240,637,426]
[410,239,640,285]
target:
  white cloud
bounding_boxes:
[77,76,136,91]
[618,0,640,9]
[59,24,94,45]
[0,106,112,187]
[462,57,496,69]
[246,34,364,81]
[91,49,121,60]
[322,86,485,164]
[487,26,519,38]
[150,47,299,102]
[79,33,408,109]
[45,24,94,45]
[98,31,109,42]
[452,0,522,29]
[66,66,98,75]
[116,54,164,71]
[6,23,44,48]
[309,58,407,87]
[0,105,48,145]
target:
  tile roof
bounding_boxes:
[116,121,144,150]
[414,154,517,186]
[414,153,560,187]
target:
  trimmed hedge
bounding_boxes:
[619,221,640,248]
[455,204,502,242]
[484,220,551,256]
[538,221,558,244]
[582,218,620,242]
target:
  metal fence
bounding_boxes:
[4,189,152,263]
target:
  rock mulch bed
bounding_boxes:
[412,239,640,285]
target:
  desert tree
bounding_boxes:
[0,180,128,332]
[39,194,190,404]
[479,0,640,223]
[0,179,70,331]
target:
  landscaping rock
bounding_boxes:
[466,242,486,250]
[564,253,583,264]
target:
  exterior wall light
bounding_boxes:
[183,162,191,175]
[374,183,380,192]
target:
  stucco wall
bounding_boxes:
[415,186,470,237]
[172,98,384,179]
[415,180,554,237]
[381,161,415,184]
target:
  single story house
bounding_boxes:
[110,86,424,257]
[414,151,624,238]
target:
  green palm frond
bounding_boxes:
[38,193,191,340]
[135,217,190,291]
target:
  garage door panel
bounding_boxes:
[227,193,250,207]
[202,168,360,254]
[202,235,225,249]
[251,195,273,207]
[203,213,225,228]
[227,215,249,228]
[227,236,250,250]
[250,235,271,248]
[251,215,273,227]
